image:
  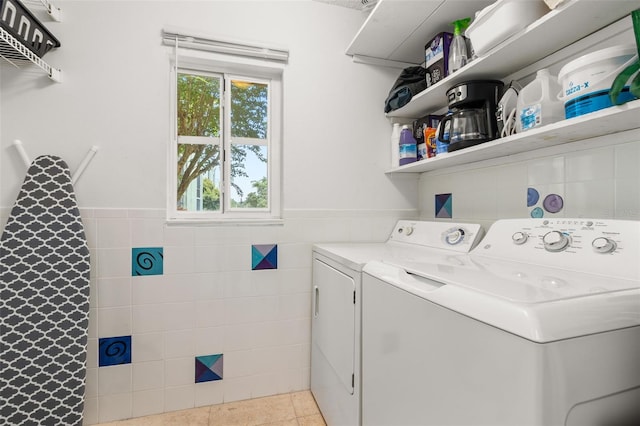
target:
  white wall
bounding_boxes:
[4,1,637,424]
[0,0,417,213]
[418,132,640,229]
[0,2,420,424]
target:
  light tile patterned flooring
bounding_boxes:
[97,391,326,426]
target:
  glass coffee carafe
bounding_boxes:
[438,80,504,153]
[447,108,489,144]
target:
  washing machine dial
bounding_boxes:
[511,231,528,245]
[592,237,617,254]
[444,228,465,245]
[397,226,414,236]
[542,231,571,252]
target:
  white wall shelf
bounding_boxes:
[346,0,494,65]
[385,99,640,174]
[347,0,640,176]
[348,0,638,120]
[388,0,638,119]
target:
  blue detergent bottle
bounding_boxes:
[399,125,417,166]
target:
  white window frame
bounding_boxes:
[167,48,283,224]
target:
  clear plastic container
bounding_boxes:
[517,69,564,133]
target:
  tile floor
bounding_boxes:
[96,391,326,426]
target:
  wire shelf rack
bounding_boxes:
[0,0,61,82]
[0,27,61,82]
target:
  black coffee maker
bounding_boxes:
[438,80,504,152]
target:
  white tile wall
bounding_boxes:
[132,360,164,391]
[98,392,132,423]
[193,380,224,407]
[419,138,640,225]
[132,332,164,362]
[132,389,165,418]
[74,208,413,424]
[6,137,636,425]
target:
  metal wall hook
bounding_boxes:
[11,139,99,186]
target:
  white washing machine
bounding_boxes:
[311,220,485,426]
[362,218,640,426]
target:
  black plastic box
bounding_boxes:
[0,0,60,57]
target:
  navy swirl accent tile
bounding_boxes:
[99,336,131,367]
[132,247,163,276]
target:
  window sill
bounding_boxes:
[166,217,284,227]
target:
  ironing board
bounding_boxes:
[1,155,91,425]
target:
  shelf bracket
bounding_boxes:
[40,0,62,22]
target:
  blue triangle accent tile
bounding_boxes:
[255,257,274,270]
[196,368,221,383]
[264,245,277,268]
[198,354,222,367]
[435,193,452,219]
[195,354,223,383]
[252,246,264,270]
[253,244,273,256]
[210,355,223,378]
[252,244,277,270]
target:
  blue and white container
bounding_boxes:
[558,45,639,119]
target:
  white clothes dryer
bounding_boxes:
[311,220,484,426]
[362,218,640,426]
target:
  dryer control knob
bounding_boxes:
[512,232,528,245]
[445,228,465,245]
[543,231,571,252]
[404,226,414,236]
[592,237,617,254]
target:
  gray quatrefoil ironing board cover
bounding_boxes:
[1,155,91,425]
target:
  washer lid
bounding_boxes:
[313,220,484,271]
[313,243,421,272]
[408,256,640,304]
[364,260,640,343]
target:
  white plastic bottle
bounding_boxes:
[517,68,564,133]
[391,123,401,168]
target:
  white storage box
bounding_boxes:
[466,0,549,57]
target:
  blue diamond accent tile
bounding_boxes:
[435,193,452,218]
[132,247,163,276]
[99,336,131,367]
[252,244,277,270]
[195,354,223,383]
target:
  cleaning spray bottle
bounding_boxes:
[448,18,471,75]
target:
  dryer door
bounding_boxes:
[312,258,356,395]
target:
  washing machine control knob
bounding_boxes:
[512,231,528,245]
[445,228,465,245]
[543,231,571,252]
[404,226,414,236]
[592,237,617,254]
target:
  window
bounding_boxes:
[166,37,284,222]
